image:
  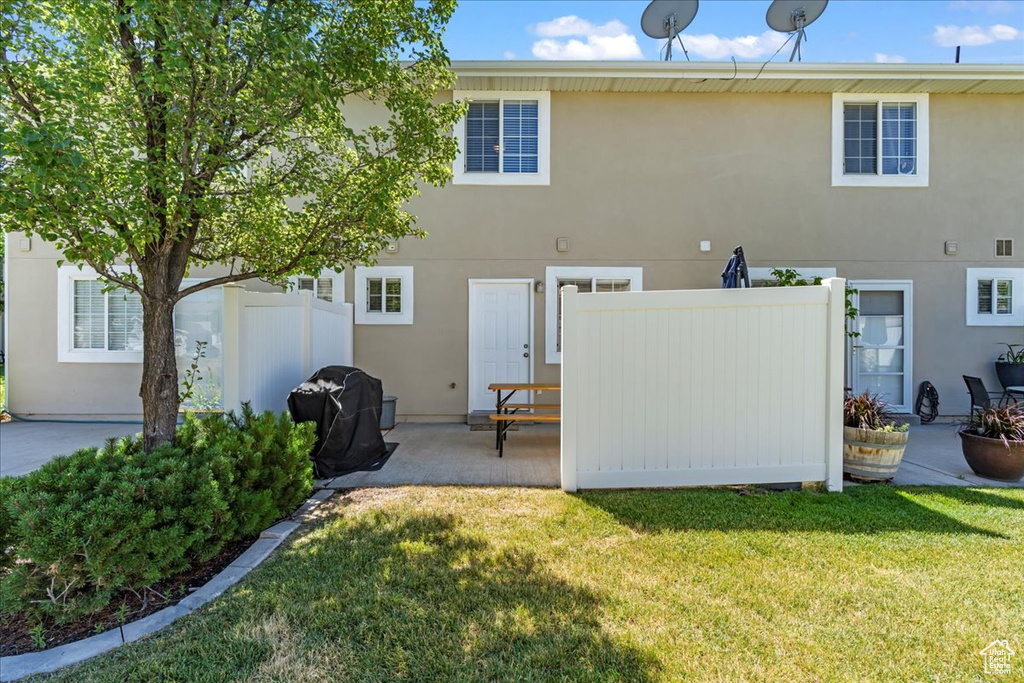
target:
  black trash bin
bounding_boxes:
[287,366,389,478]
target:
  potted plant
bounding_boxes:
[959,403,1024,482]
[994,343,1024,391]
[842,392,910,482]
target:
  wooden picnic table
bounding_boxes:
[487,382,561,457]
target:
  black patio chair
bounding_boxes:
[963,375,1016,417]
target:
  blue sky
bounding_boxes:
[443,0,1024,63]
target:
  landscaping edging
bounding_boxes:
[0,487,335,682]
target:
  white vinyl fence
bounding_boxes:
[221,286,354,414]
[560,280,846,493]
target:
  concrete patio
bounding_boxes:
[1,419,1020,489]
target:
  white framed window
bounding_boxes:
[545,266,643,364]
[832,93,929,187]
[57,266,144,363]
[354,266,413,325]
[967,268,1022,327]
[289,269,344,303]
[452,90,550,186]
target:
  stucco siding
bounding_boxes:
[4,89,1022,419]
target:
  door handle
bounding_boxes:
[523,352,529,358]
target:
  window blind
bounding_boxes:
[73,280,106,350]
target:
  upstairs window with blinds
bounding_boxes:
[832,94,928,187]
[843,101,917,176]
[72,281,143,352]
[465,99,539,174]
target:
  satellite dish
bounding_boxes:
[641,0,699,61]
[766,0,828,62]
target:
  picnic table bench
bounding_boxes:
[488,382,561,457]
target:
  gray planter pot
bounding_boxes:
[994,361,1024,390]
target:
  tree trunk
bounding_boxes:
[140,296,180,451]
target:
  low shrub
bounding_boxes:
[965,404,1024,446]
[843,391,908,431]
[1,408,316,622]
[177,404,315,540]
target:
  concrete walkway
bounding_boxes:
[321,422,561,489]
[891,422,1020,487]
[0,420,141,477]
[1,419,1020,489]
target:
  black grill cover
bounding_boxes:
[287,366,388,478]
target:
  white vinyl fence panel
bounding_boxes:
[223,287,354,414]
[560,280,845,492]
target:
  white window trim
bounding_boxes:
[288,269,345,303]
[966,268,1023,327]
[57,265,143,363]
[452,90,551,187]
[748,267,837,284]
[831,93,929,188]
[545,266,643,364]
[355,266,414,325]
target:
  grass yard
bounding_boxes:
[39,485,1024,682]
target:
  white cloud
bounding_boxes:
[874,53,908,63]
[503,50,516,60]
[949,1,1018,14]
[532,16,631,39]
[679,30,789,60]
[530,15,643,60]
[932,23,1023,46]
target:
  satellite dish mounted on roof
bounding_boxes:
[766,0,829,62]
[641,0,699,62]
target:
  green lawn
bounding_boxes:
[40,486,1024,682]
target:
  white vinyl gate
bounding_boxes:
[222,286,354,414]
[560,280,846,492]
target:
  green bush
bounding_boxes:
[1,408,316,622]
[177,405,315,540]
[0,476,26,573]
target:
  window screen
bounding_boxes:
[72,281,142,352]
[73,280,106,350]
[843,104,877,175]
[367,278,402,313]
[466,99,539,174]
[881,102,916,175]
[844,102,917,176]
[978,279,1013,315]
[502,100,539,174]
[465,102,499,172]
[107,291,143,351]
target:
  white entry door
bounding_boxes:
[468,280,533,413]
[848,281,913,412]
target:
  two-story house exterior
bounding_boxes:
[4,61,1023,420]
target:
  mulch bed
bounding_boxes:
[0,537,254,657]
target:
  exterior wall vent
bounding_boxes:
[995,239,1013,257]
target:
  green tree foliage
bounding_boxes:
[1,0,463,448]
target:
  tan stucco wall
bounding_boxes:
[5,91,1022,419]
[356,91,1023,418]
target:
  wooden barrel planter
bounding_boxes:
[959,431,1024,482]
[842,426,909,482]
